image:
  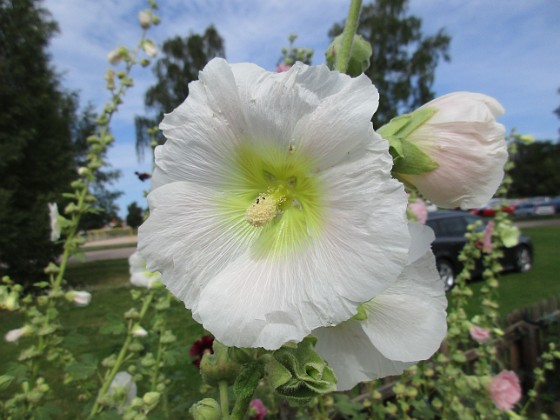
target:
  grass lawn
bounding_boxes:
[1,225,558,417]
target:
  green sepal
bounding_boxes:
[352,304,368,321]
[199,340,241,387]
[378,108,440,175]
[265,336,337,402]
[325,34,372,77]
[393,139,439,175]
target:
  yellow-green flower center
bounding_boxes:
[220,141,324,257]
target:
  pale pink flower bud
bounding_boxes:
[407,197,427,224]
[142,40,157,57]
[489,370,521,410]
[138,10,151,29]
[5,326,30,343]
[470,325,491,343]
[107,48,122,65]
[275,64,291,73]
[397,92,508,209]
[476,221,494,253]
[48,203,61,241]
[248,399,267,420]
[67,290,92,306]
[132,325,148,337]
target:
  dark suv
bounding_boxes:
[426,211,533,291]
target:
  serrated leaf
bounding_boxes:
[100,315,126,335]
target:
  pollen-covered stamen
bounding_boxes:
[245,192,286,227]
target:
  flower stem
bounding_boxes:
[336,0,362,74]
[88,292,154,418]
[219,380,230,420]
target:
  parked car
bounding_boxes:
[513,197,556,217]
[470,198,516,217]
[426,211,533,291]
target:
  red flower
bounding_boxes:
[189,335,214,368]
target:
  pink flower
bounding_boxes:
[407,198,427,224]
[275,64,291,73]
[489,370,521,410]
[476,221,494,253]
[248,399,266,420]
[470,325,491,343]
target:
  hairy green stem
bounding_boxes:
[88,293,154,418]
[336,0,362,74]
[219,381,230,420]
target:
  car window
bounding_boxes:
[438,217,467,237]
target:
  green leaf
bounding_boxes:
[266,336,337,402]
[100,315,125,335]
[64,354,98,381]
[0,375,15,391]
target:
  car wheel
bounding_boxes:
[437,259,455,292]
[515,246,532,272]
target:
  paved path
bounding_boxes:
[73,218,559,264]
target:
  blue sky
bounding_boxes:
[43,0,560,217]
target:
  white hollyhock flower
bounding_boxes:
[48,203,61,241]
[394,92,507,209]
[128,251,160,288]
[5,326,31,343]
[108,371,137,412]
[313,222,447,390]
[139,58,410,350]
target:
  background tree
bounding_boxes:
[73,104,123,230]
[0,0,78,285]
[135,25,225,160]
[329,0,451,127]
[126,202,144,230]
[509,140,560,197]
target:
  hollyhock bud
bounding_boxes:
[470,325,491,343]
[407,196,427,224]
[489,370,521,410]
[138,10,151,29]
[5,326,31,343]
[275,64,291,73]
[66,290,92,306]
[189,398,221,420]
[379,92,507,209]
[142,40,157,57]
[132,325,148,337]
[476,221,494,253]
[48,203,61,241]
[248,399,267,420]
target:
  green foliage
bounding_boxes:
[277,33,313,66]
[0,0,78,285]
[329,0,451,127]
[509,140,560,197]
[73,105,123,230]
[125,202,144,230]
[135,26,225,160]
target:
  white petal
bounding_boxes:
[361,251,447,362]
[314,321,414,391]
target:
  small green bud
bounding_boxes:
[189,398,221,420]
[200,341,241,387]
[325,34,372,77]
[142,391,160,406]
